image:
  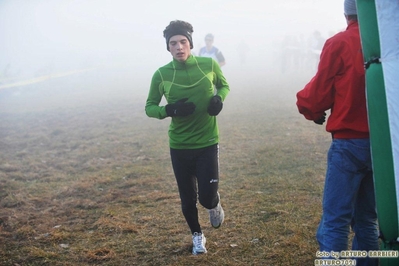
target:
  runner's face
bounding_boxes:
[205,38,213,48]
[169,35,191,62]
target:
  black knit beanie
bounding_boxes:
[163,20,194,51]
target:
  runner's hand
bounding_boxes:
[166,98,196,117]
[207,95,223,116]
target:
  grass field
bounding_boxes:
[0,67,332,265]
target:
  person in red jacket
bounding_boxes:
[296,1,379,265]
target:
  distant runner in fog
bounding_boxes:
[145,20,230,256]
[280,34,301,74]
[198,33,226,67]
[296,1,379,265]
[307,30,326,72]
[237,39,249,65]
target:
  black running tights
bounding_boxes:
[170,144,220,234]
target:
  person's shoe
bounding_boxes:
[192,232,207,255]
[208,196,224,228]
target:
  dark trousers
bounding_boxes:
[170,144,220,234]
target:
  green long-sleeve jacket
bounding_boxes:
[145,55,230,149]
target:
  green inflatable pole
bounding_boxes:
[357,0,399,265]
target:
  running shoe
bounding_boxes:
[208,195,224,228]
[192,232,207,255]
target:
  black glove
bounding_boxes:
[314,112,326,125]
[165,98,196,117]
[207,95,223,116]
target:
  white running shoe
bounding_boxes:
[192,232,207,255]
[208,195,224,228]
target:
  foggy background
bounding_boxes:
[0,0,347,112]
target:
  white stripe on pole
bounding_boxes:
[376,0,399,233]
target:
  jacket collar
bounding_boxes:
[172,54,195,69]
[347,20,359,29]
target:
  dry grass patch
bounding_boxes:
[0,75,334,265]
